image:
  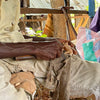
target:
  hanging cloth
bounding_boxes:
[88,0,95,18]
[90,7,100,32]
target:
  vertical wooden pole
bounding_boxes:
[67,0,70,6]
[64,0,67,6]
[62,7,77,40]
[27,0,30,7]
[64,0,70,6]
[50,0,67,40]
[67,0,77,40]
[63,0,77,40]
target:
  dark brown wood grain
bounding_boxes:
[21,8,88,14]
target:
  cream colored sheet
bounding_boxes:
[69,55,100,99]
[44,54,100,100]
[0,65,28,100]
[0,0,26,42]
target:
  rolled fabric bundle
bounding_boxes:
[0,40,63,60]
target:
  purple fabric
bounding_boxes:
[90,7,100,32]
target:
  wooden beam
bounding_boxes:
[69,10,88,14]
[21,8,88,14]
[21,8,63,14]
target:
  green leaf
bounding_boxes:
[30,34,35,37]
[30,27,33,30]
[36,30,43,33]
[40,34,47,37]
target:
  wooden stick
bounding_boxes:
[14,55,35,61]
[71,15,89,18]
[62,7,77,40]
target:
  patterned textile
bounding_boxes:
[76,27,100,62]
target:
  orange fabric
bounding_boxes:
[71,15,89,33]
[43,14,54,37]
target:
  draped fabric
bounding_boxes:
[88,0,95,18]
[90,7,100,32]
[45,54,100,100]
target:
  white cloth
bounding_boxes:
[0,83,28,100]
[0,58,49,79]
[68,55,100,99]
[30,0,51,8]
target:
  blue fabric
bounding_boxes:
[97,57,100,62]
[93,41,100,52]
[86,29,92,40]
[88,0,95,18]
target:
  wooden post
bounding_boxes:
[27,0,30,7]
[62,7,77,40]
[50,0,67,40]
[63,0,77,40]
[64,0,70,6]
[67,0,70,6]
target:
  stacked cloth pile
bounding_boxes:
[76,27,100,62]
[76,7,100,63]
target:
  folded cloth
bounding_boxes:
[76,27,100,61]
[82,41,97,62]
